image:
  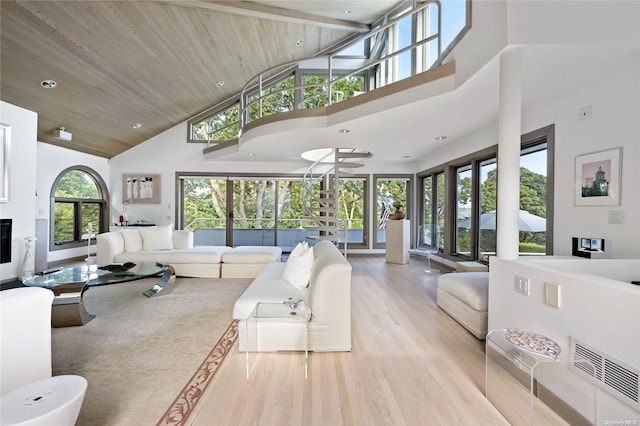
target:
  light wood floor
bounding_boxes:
[188,255,509,425]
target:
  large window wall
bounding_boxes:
[178,173,369,251]
[417,125,554,264]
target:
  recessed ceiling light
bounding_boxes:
[41,80,57,89]
[216,81,224,87]
[344,10,351,14]
[402,155,411,159]
[338,129,350,134]
[435,135,447,141]
[296,39,304,46]
[132,123,142,129]
[247,153,256,157]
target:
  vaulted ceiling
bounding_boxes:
[3,2,638,165]
[0,1,403,158]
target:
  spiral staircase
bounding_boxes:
[301,148,372,255]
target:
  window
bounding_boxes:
[519,135,552,256]
[374,175,412,247]
[417,125,554,263]
[189,102,240,143]
[420,171,445,249]
[51,167,108,250]
[392,11,414,81]
[246,74,296,123]
[478,158,497,261]
[454,164,472,256]
[338,176,367,248]
[181,177,227,245]
[178,173,368,251]
[300,72,366,108]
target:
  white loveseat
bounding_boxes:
[233,240,352,352]
[96,226,282,278]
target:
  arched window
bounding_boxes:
[50,166,109,250]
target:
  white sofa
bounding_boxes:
[233,240,352,352]
[437,272,489,339]
[96,226,281,278]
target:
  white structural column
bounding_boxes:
[496,47,522,259]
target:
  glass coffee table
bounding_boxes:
[23,262,174,327]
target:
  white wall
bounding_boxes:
[36,143,110,263]
[0,102,37,281]
[489,257,640,422]
[523,55,640,257]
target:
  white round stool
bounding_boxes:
[0,375,87,426]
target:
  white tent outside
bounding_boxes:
[457,210,546,232]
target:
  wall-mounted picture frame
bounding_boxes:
[0,123,10,203]
[575,147,622,206]
[122,173,161,204]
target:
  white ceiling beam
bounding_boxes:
[161,1,370,32]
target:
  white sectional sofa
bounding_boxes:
[233,240,352,352]
[96,226,281,278]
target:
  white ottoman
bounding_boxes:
[0,375,87,426]
[437,272,489,339]
[221,246,283,278]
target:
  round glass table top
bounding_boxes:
[23,262,167,289]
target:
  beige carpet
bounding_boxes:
[51,277,251,426]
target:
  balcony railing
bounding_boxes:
[234,1,442,140]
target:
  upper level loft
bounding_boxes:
[187,1,471,159]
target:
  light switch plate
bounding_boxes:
[545,282,561,308]
[514,275,530,295]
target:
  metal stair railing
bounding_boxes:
[301,148,371,256]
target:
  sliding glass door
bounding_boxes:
[231,179,276,246]
[179,174,332,250]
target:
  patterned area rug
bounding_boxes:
[157,320,238,425]
[52,277,250,425]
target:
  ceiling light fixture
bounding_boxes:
[53,127,72,141]
[247,153,256,157]
[41,80,57,89]
[216,81,224,87]
[435,135,447,141]
[296,39,304,46]
[402,155,411,159]
[344,10,351,14]
[338,129,350,134]
[132,123,142,129]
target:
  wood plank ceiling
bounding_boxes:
[1,1,401,158]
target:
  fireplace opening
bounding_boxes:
[1,218,12,264]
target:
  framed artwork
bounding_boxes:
[122,173,161,204]
[0,123,10,203]
[575,147,622,206]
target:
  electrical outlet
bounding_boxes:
[514,275,530,295]
[608,210,625,225]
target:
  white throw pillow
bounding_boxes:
[120,229,143,252]
[139,225,174,251]
[283,242,314,289]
